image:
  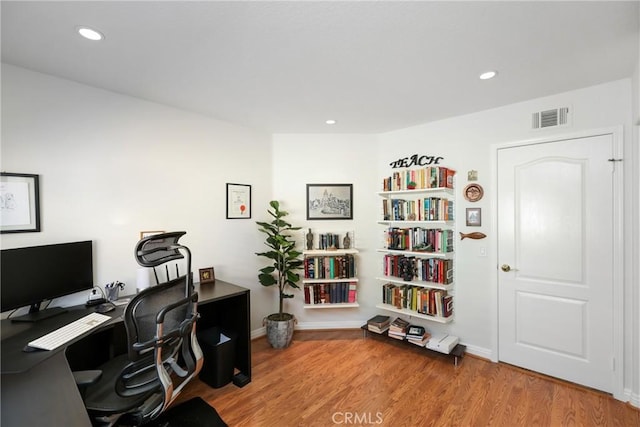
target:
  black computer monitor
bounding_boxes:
[1,240,94,322]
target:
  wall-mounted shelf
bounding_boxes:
[377,166,456,323]
[303,246,359,309]
[375,303,453,324]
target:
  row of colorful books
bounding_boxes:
[304,254,356,279]
[365,315,431,347]
[383,254,453,284]
[382,197,454,222]
[382,283,454,318]
[385,227,454,253]
[304,282,356,305]
[317,233,342,250]
[382,166,455,192]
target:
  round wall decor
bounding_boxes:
[463,183,484,202]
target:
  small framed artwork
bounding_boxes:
[226,183,251,219]
[199,267,215,284]
[0,172,41,233]
[140,230,165,239]
[466,208,482,226]
[306,183,353,220]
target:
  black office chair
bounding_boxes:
[78,231,203,426]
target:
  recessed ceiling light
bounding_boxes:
[325,119,337,125]
[479,70,498,80]
[77,26,104,41]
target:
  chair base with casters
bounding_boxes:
[76,232,203,426]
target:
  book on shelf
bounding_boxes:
[383,254,453,284]
[388,331,405,340]
[382,283,453,318]
[305,282,356,305]
[388,317,410,339]
[382,166,456,192]
[384,227,454,253]
[406,325,426,338]
[367,314,390,326]
[304,254,356,279]
[382,197,454,222]
[348,282,357,303]
[366,314,391,334]
[368,324,390,334]
[406,324,431,346]
[407,333,431,347]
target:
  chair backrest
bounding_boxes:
[120,232,203,422]
[135,231,190,285]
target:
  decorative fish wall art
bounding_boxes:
[459,232,487,240]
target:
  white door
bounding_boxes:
[497,133,616,392]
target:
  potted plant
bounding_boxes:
[256,200,303,348]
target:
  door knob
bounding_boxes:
[501,264,513,272]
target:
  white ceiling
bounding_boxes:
[2,1,638,134]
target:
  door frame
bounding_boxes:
[490,126,624,400]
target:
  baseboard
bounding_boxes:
[251,320,364,339]
[461,343,492,360]
[251,326,266,340]
[295,320,367,330]
[624,388,640,408]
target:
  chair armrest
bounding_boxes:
[73,370,102,388]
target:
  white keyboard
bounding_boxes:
[28,312,112,351]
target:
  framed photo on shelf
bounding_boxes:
[0,172,41,233]
[199,267,215,284]
[226,183,251,219]
[306,183,353,220]
[466,208,482,226]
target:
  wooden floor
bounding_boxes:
[175,329,639,426]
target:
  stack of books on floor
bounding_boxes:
[406,325,431,347]
[388,317,410,340]
[366,315,391,334]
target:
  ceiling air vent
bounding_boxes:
[532,107,569,129]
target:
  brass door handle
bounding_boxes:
[501,264,516,272]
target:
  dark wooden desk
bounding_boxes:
[1,280,251,427]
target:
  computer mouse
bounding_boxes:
[95,302,115,314]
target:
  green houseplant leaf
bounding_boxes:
[256,200,302,318]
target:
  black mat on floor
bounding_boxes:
[147,397,227,427]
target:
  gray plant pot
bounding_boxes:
[264,313,295,349]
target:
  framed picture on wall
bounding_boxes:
[306,183,353,220]
[0,172,41,233]
[226,183,251,219]
[466,208,482,226]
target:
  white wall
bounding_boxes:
[1,64,274,331]
[270,134,380,328]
